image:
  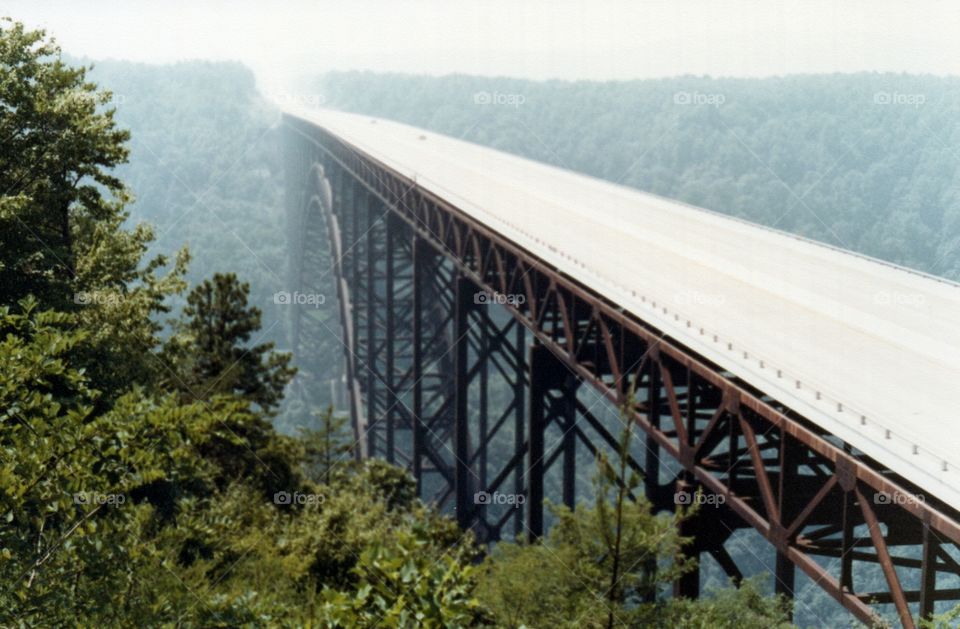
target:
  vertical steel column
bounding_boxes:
[675,503,701,598]
[411,236,425,494]
[672,363,699,599]
[526,343,573,540]
[479,333,489,496]
[527,343,549,541]
[513,322,526,538]
[840,490,855,594]
[645,359,661,504]
[562,375,577,509]
[776,434,798,604]
[685,369,697,452]
[920,523,938,620]
[385,214,397,463]
[454,276,473,529]
[775,552,795,601]
[364,186,378,458]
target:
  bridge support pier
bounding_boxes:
[450,274,531,540]
[410,237,456,502]
[526,343,581,541]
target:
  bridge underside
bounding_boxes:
[284,115,960,628]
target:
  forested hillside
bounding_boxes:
[2,19,815,627]
[77,59,343,433]
[84,59,286,321]
[313,71,960,282]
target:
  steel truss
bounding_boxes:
[284,115,960,627]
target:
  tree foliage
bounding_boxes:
[318,527,484,628]
[161,272,296,414]
[300,406,355,485]
[0,17,129,306]
[475,418,793,628]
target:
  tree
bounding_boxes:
[162,272,296,413]
[922,604,960,629]
[475,408,793,628]
[594,402,663,626]
[0,19,189,396]
[0,18,129,307]
[0,298,224,625]
[318,528,485,628]
[657,578,795,629]
[301,406,354,484]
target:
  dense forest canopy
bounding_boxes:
[312,71,960,282]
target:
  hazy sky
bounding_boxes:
[4,0,960,91]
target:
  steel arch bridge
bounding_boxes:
[282,110,960,628]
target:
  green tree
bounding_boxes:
[318,527,485,628]
[657,577,794,629]
[475,412,792,628]
[0,17,128,306]
[593,405,666,626]
[921,603,960,629]
[162,272,296,413]
[0,18,189,395]
[301,406,354,484]
[0,299,220,625]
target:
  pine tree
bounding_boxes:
[301,406,354,484]
[163,272,296,413]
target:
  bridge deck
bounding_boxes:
[288,107,960,510]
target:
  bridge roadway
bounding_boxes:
[287,106,960,512]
